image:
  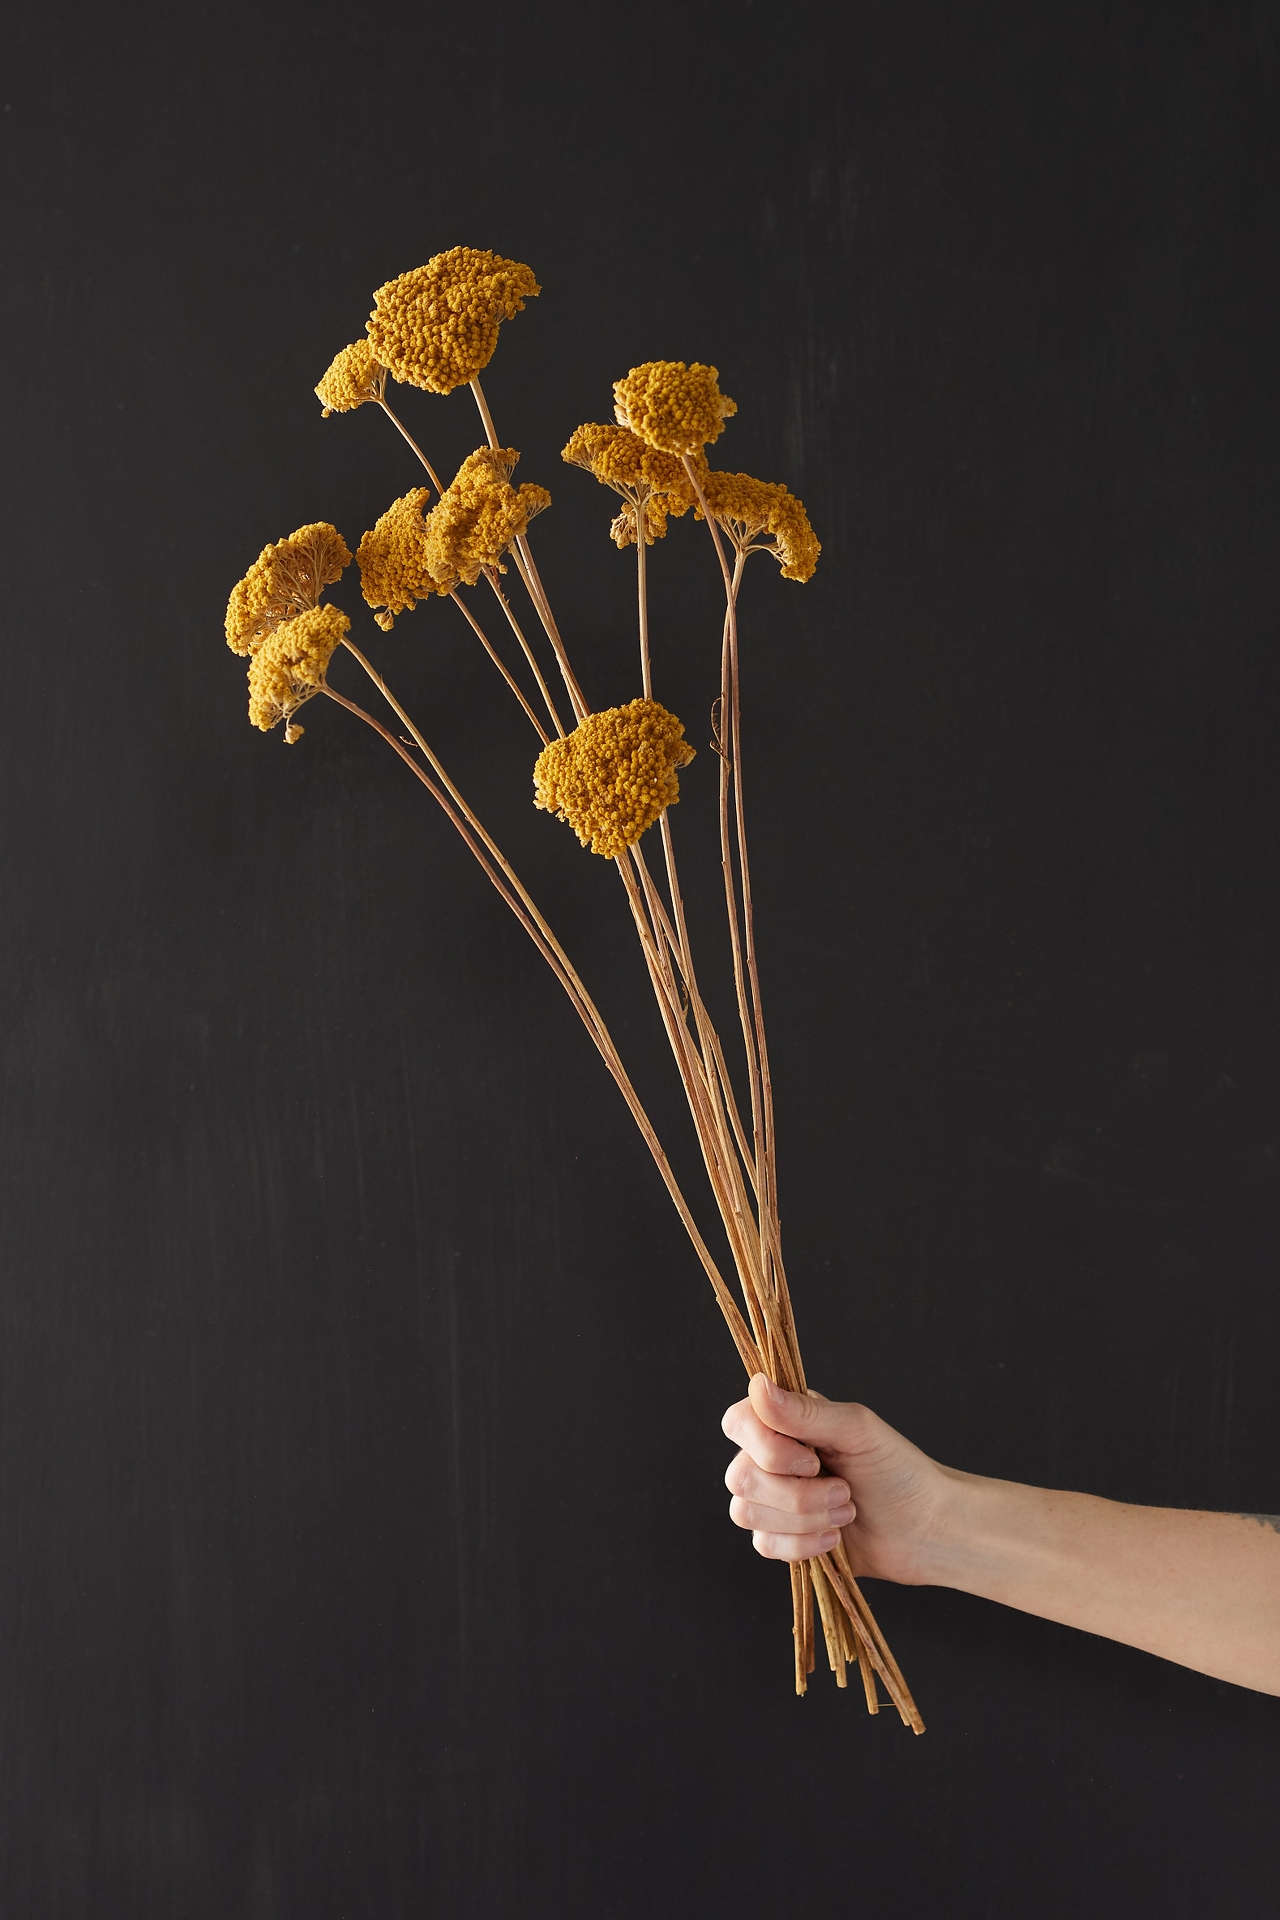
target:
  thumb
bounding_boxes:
[748,1374,855,1452]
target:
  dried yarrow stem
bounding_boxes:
[226,264,922,1734]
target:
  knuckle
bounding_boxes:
[725,1451,756,1497]
[721,1399,749,1441]
[844,1402,875,1442]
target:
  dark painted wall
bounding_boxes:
[3,1,1278,1912]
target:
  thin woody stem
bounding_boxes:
[448,589,550,744]
[724,559,781,1269]
[480,569,567,738]
[618,461,790,1375]
[629,846,758,1204]
[512,535,589,720]
[721,554,799,1375]
[323,666,761,1376]
[715,554,769,1240]
[654,813,756,1183]
[622,846,794,1380]
[470,375,500,451]
[635,491,653,700]
[615,850,789,1373]
[633,494,750,1192]
[821,1544,925,1733]
[681,463,795,1367]
[634,488,749,1194]
[615,859,768,1348]
[377,398,445,493]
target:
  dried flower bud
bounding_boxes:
[607,501,676,549]
[315,339,387,416]
[356,488,443,630]
[247,604,350,733]
[423,448,550,592]
[226,523,352,655]
[366,247,540,395]
[612,362,736,456]
[533,698,695,859]
[693,470,820,582]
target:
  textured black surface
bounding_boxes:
[3,1,1279,1912]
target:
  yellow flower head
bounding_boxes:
[691,469,821,582]
[366,247,540,394]
[226,523,352,655]
[423,448,550,592]
[316,339,387,416]
[356,488,443,630]
[612,362,737,456]
[562,422,695,546]
[247,603,350,735]
[533,698,695,859]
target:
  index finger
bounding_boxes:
[722,1396,821,1476]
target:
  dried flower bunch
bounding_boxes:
[223,247,916,1730]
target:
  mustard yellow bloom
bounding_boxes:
[366,248,540,394]
[226,523,352,655]
[693,469,821,582]
[356,488,443,630]
[316,339,387,415]
[533,699,695,859]
[562,422,695,546]
[612,362,736,456]
[562,423,691,497]
[247,604,350,734]
[423,448,550,591]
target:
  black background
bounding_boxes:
[3,1,1279,1913]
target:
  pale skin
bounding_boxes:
[724,1374,1280,1696]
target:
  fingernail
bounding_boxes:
[825,1483,850,1508]
[818,1530,840,1552]
[826,1503,855,1526]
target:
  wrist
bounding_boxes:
[917,1466,1029,1591]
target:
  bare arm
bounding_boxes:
[723,1375,1280,1696]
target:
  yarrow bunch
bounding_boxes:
[222,254,922,1733]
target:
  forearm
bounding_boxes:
[923,1472,1280,1694]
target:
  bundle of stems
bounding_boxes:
[231,267,922,1730]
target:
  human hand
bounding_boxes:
[722,1374,954,1584]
